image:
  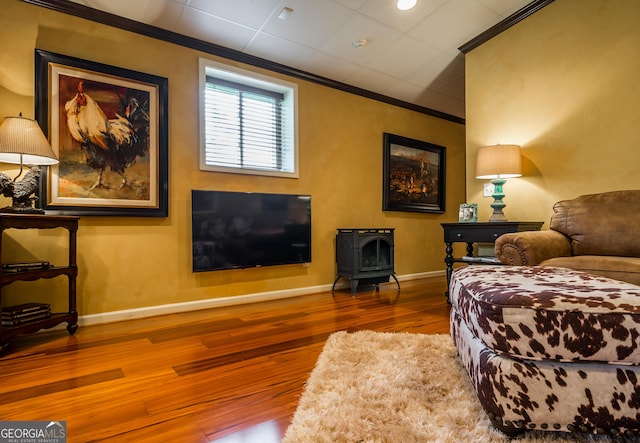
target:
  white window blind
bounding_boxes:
[199,59,298,178]
[205,78,283,170]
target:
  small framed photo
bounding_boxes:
[459,203,478,223]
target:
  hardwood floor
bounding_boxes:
[0,276,451,442]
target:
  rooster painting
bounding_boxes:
[64,81,149,192]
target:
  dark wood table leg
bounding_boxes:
[466,242,474,257]
[444,242,454,303]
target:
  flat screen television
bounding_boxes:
[191,190,312,272]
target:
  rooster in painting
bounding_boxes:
[65,81,149,190]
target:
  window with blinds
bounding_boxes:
[199,58,298,178]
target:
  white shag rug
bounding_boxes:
[283,331,637,443]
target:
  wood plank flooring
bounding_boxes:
[0,276,451,442]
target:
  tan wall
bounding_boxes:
[465,0,640,224]
[0,1,465,315]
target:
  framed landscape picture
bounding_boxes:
[35,49,168,216]
[382,133,446,213]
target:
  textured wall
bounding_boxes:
[0,1,465,315]
[465,0,640,224]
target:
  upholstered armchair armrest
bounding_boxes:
[495,230,572,265]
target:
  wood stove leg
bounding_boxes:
[390,273,400,291]
[351,279,358,297]
[331,276,341,293]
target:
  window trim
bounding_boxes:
[199,58,299,178]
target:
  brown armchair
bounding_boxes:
[495,190,640,285]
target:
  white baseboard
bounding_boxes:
[78,270,445,327]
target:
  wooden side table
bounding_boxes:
[0,214,80,350]
[441,221,543,302]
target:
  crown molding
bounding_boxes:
[22,0,466,124]
[459,0,555,54]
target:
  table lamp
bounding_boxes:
[475,144,522,222]
[0,113,59,214]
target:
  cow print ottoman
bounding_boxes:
[449,265,640,437]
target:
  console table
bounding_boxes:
[441,221,543,302]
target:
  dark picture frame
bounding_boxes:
[382,133,446,213]
[35,49,168,217]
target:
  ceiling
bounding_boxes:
[62,0,536,121]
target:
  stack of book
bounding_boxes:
[2,261,52,272]
[461,255,502,264]
[2,302,51,327]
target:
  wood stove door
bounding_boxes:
[359,236,393,272]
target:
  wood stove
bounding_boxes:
[332,228,400,295]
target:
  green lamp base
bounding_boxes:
[488,178,508,222]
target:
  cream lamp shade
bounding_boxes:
[0,114,58,166]
[0,114,58,214]
[475,144,522,179]
[475,144,522,222]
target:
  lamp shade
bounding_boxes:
[475,144,522,179]
[0,115,58,166]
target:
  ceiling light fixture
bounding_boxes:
[352,38,368,49]
[396,0,417,10]
[278,7,293,20]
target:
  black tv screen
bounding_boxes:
[191,190,311,272]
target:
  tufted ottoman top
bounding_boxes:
[450,265,640,364]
